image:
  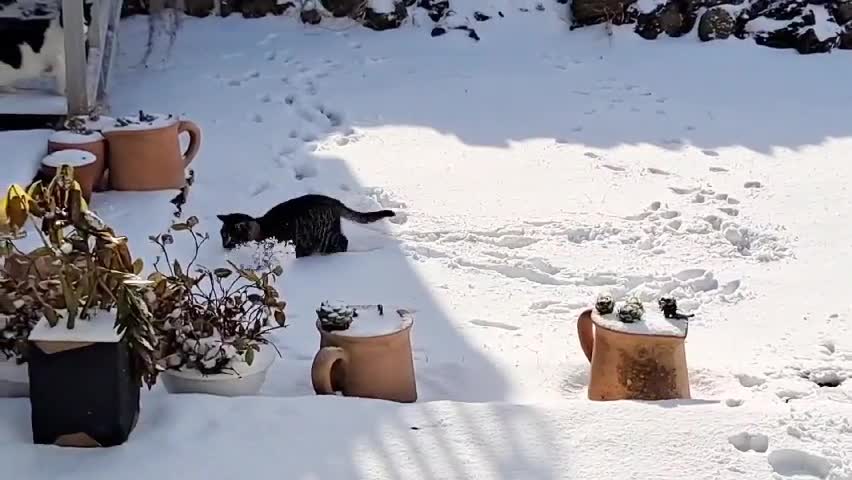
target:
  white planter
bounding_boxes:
[161,343,277,397]
[0,357,29,398]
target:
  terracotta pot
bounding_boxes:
[311,308,417,403]
[103,115,201,191]
[40,150,100,203]
[47,130,108,192]
[577,308,691,401]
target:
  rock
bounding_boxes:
[418,0,449,22]
[749,6,840,53]
[120,0,148,17]
[320,0,364,17]
[300,5,322,24]
[239,0,292,17]
[219,0,240,16]
[840,22,852,49]
[454,25,481,41]
[431,26,447,36]
[698,6,734,40]
[635,1,688,40]
[831,0,852,25]
[363,1,408,30]
[570,0,637,28]
[794,27,838,53]
[184,0,215,17]
[474,11,491,21]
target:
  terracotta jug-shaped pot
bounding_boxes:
[40,150,100,203]
[47,130,108,192]
[577,308,691,401]
[311,307,417,403]
[103,114,201,191]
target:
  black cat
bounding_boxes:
[216,194,395,258]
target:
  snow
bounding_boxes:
[28,310,120,344]
[40,149,96,168]
[808,5,843,41]
[745,16,793,34]
[102,113,178,132]
[48,130,104,145]
[331,304,414,337]
[0,357,28,384]
[369,0,398,14]
[0,91,67,115]
[635,0,667,14]
[1,1,852,478]
[0,129,49,192]
[596,308,688,337]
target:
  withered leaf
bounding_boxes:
[213,268,232,279]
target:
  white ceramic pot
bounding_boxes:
[0,357,29,398]
[161,343,277,397]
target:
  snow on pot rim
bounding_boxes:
[41,149,97,169]
[594,308,688,338]
[48,130,104,145]
[161,342,277,381]
[28,309,121,344]
[69,114,116,132]
[318,304,414,339]
[102,113,179,133]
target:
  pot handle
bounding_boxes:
[311,346,348,395]
[577,308,595,362]
[177,120,202,167]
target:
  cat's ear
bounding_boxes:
[216,214,229,223]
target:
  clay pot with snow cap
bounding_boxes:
[47,129,108,192]
[311,303,417,403]
[40,150,100,203]
[102,112,201,191]
[577,295,692,401]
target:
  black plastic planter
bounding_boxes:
[27,337,140,447]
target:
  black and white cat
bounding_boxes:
[0,2,91,95]
[217,194,396,258]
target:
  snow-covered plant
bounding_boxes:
[0,168,160,388]
[147,218,286,375]
[316,301,357,331]
[595,292,615,315]
[617,297,645,323]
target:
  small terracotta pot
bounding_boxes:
[311,309,417,403]
[577,308,691,401]
[103,115,201,191]
[47,130,108,192]
[40,150,100,203]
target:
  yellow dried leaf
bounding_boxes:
[2,185,30,231]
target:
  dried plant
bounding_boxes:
[147,218,286,375]
[0,167,160,388]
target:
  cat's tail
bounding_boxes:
[340,206,396,224]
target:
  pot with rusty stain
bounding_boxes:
[576,307,690,401]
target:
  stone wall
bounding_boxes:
[121,0,851,53]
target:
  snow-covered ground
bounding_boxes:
[2,2,852,478]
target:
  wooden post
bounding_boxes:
[97,0,124,107]
[62,0,88,115]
